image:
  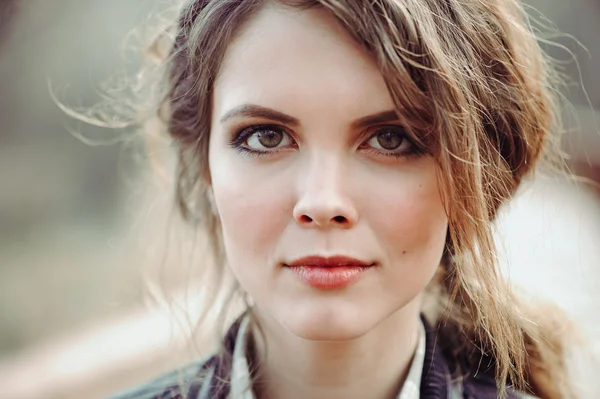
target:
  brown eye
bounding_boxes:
[377,131,403,150]
[246,127,292,150]
[367,128,410,152]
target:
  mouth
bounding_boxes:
[283,255,376,289]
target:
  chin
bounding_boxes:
[276,303,381,341]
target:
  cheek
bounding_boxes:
[364,171,447,314]
[367,163,447,271]
[209,155,291,263]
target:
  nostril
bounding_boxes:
[297,214,350,225]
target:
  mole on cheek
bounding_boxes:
[402,250,407,255]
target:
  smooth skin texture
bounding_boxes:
[208,4,448,399]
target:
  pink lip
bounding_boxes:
[284,255,375,289]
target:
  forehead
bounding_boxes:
[212,4,394,123]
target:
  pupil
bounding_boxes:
[258,130,282,148]
[377,131,403,150]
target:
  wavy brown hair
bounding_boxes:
[84,0,577,397]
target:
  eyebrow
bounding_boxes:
[219,104,400,129]
[220,104,300,127]
[350,110,400,129]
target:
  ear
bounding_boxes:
[201,164,218,216]
[205,184,218,216]
[202,166,212,186]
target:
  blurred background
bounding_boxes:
[0,0,599,398]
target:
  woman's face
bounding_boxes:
[208,4,448,340]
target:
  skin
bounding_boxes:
[208,4,448,399]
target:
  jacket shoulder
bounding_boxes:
[107,356,214,399]
[459,374,538,399]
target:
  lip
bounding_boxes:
[285,255,374,268]
[284,255,375,289]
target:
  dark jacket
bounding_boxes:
[109,315,530,399]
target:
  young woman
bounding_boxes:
[108,0,576,398]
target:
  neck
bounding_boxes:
[251,301,422,399]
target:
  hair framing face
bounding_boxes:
[148,0,571,397]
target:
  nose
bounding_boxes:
[292,156,358,229]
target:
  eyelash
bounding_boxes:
[227,124,425,159]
